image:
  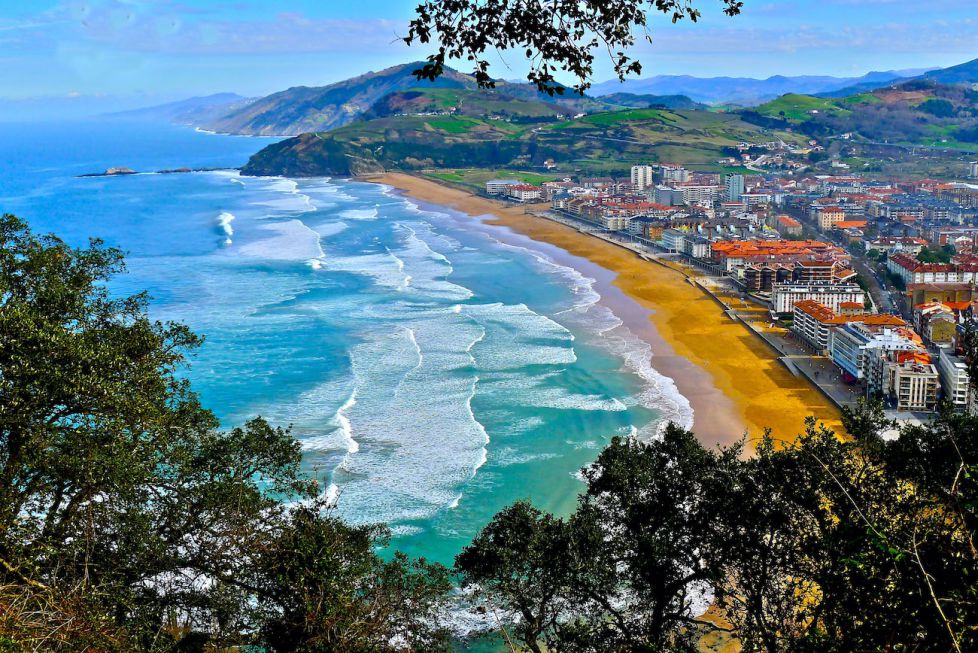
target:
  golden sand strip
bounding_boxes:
[369,173,842,448]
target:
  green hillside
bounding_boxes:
[362,88,577,121]
[743,81,978,147]
[199,62,614,137]
[751,93,881,124]
[598,92,708,111]
[241,107,805,177]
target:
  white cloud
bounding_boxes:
[10,0,414,56]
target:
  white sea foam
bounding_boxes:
[478,225,693,435]
[327,251,411,289]
[319,311,490,526]
[340,207,379,221]
[208,169,247,186]
[336,387,359,454]
[236,219,326,261]
[222,177,693,547]
[216,211,235,246]
[462,302,577,370]
[251,177,318,214]
[313,221,349,238]
[494,447,561,466]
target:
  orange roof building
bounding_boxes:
[792,299,905,351]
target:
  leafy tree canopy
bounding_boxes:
[459,407,978,652]
[404,0,745,94]
[0,214,451,652]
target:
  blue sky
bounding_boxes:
[0,0,975,110]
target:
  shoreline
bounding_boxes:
[366,172,842,448]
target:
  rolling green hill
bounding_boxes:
[362,88,578,122]
[241,108,804,177]
[743,81,978,148]
[749,93,880,123]
[599,92,708,111]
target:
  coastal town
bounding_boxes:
[484,160,978,421]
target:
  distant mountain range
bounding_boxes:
[126,63,705,137]
[194,62,610,137]
[821,58,978,98]
[590,69,933,106]
[118,56,978,140]
[109,93,254,124]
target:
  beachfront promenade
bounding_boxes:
[697,276,864,411]
[532,208,862,412]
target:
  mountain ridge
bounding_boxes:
[590,68,931,106]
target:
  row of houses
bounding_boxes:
[791,301,944,411]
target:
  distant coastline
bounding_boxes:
[367,172,843,447]
[78,165,237,178]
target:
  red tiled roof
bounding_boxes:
[794,300,905,326]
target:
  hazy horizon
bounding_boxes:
[1,0,975,119]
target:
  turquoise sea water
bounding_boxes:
[0,121,691,608]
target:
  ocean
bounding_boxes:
[0,119,691,572]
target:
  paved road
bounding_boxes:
[851,256,897,314]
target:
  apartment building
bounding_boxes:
[631,165,655,192]
[938,349,970,409]
[891,361,940,412]
[867,236,927,257]
[772,283,865,315]
[507,184,543,202]
[816,206,846,231]
[793,300,905,353]
[485,179,520,195]
[726,174,745,202]
[829,323,913,382]
[660,165,689,183]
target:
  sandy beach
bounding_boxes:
[368,173,842,448]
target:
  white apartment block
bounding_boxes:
[938,349,970,409]
[485,179,520,195]
[887,254,978,285]
[680,185,719,207]
[631,165,655,192]
[772,283,864,315]
[660,165,690,183]
[891,362,940,412]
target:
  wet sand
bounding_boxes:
[368,173,842,448]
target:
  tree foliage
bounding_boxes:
[403,0,744,94]
[459,407,978,652]
[0,214,451,652]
